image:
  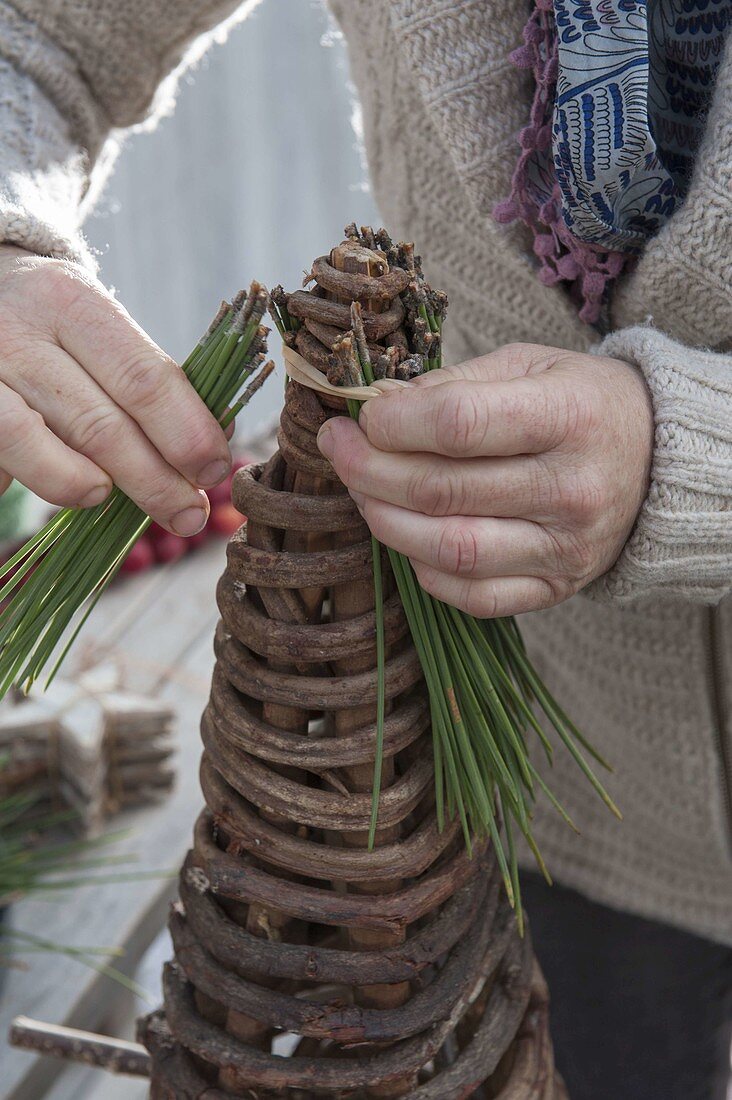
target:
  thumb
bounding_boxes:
[412,341,562,388]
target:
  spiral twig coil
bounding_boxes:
[140,232,566,1099]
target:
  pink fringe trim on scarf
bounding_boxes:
[493,0,631,325]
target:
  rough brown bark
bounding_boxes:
[10,1018,151,1077]
[139,235,566,1098]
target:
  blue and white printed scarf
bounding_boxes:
[496,0,731,322]
[553,0,731,251]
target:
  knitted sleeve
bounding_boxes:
[585,325,732,604]
[0,0,255,269]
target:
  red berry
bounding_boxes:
[147,522,168,545]
[209,503,245,537]
[187,528,210,550]
[154,532,188,563]
[207,476,233,506]
[121,537,155,574]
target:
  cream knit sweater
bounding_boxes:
[0,0,730,943]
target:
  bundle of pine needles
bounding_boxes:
[0,287,274,698]
[270,228,620,928]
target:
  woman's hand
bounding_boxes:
[317,342,654,617]
[0,245,233,535]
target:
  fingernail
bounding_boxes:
[349,490,365,512]
[197,458,231,488]
[79,484,111,508]
[170,506,208,537]
[317,424,334,459]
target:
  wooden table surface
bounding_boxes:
[0,437,273,1100]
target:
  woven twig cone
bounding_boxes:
[139,236,567,1098]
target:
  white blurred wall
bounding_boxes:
[84,0,378,441]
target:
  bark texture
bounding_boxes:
[139,238,566,1098]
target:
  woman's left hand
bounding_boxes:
[316,342,654,617]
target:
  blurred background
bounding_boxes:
[86,0,378,441]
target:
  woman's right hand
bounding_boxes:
[0,245,233,535]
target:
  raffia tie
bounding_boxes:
[282,343,409,401]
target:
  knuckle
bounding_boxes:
[435,519,481,576]
[38,260,96,315]
[176,417,223,469]
[51,272,133,347]
[466,585,499,619]
[364,399,403,451]
[501,342,550,377]
[405,468,430,512]
[407,466,457,516]
[137,469,182,516]
[564,474,605,526]
[73,404,126,456]
[41,257,81,283]
[0,257,88,331]
[115,349,173,412]
[433,387,484,455]
[502,341,533,366]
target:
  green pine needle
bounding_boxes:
[273,258,620,933]
[0,786,168,999]
[0,288,275,697]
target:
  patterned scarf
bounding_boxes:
[495,0,731,324]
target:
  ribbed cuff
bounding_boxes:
[0,55,95,269]
[585,325,732,603]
